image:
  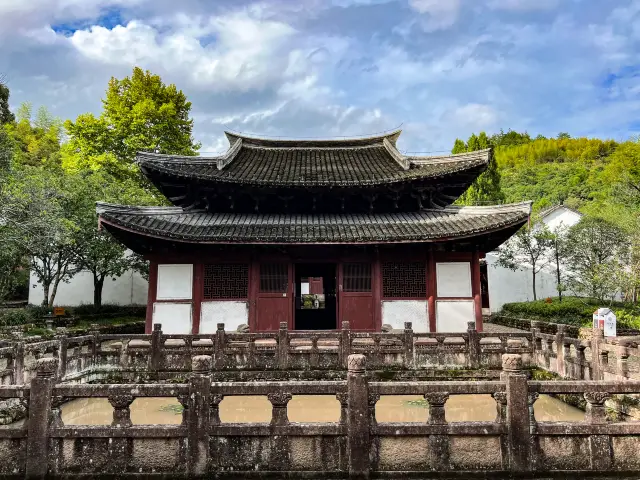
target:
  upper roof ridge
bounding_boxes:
[224,129,402,148]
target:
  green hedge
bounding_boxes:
[500,297,640,329]
[0,304,147,328]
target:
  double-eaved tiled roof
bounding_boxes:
[97,202,531,245]
[137,130,491,187]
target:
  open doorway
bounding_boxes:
[294,263,337,330]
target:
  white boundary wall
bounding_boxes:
[382,300,428,332]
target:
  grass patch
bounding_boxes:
[160,404,183,415]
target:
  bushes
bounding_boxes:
[500,297,640,329]
[0,308,34,327]
[71,303,146,318]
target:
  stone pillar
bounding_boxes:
[25,358,58,480]
[150,323,163,373]
[310,335,320,369]
[267,392,292,426]
[403,322,414,368]
[277,322,289,370]
[424,392,450,470]
[492,391,509,470]
[467,321,480,369]
[554,325,565,376]
[90,325,101,368]
[530,321,541,364]
[501,353,531,472]
[187,355,212,476]
[340,321,351,369]
[347,354,370,479]
[591,328,604,381]
[120,339,130,369]
[576,346,587,380]
[214,323,226,370]
[107,394,134,473]
[617,346,629,381]
[56,333,68,380]
[13,341,24,385]
[584,391,611,470]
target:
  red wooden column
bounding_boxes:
[373,251,382,331]
[192,263,204,334]
[427,250,437,333]
[471,251,483,332]
[145,261,158,334]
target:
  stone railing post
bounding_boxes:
[108,394,134,427]
[120,339,130,369]
[267,391,292,470]
[214,323,226,370]
[187,355,212,476]
[56,332,68,380]
[554,325,565,376]
[340,321,351,369]
[403,322,414,368]
[336,392,348,425]
[591,328,604,381]
[347,354,369,479]
[150,323,163,373]
[467,321,480,369]
[530,321,541,364]
[277,322,289,370]
[424,392,450,470]
[584,391,611,470]
[501,353,531,472]
[90,324,101,368]
[616,344,630,381]
[13,341,24,385]
[25,358,58,480]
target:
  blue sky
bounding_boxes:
[1,0,639,153]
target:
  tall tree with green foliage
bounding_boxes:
[452,131,505,205]
[63,67,200,180]
[71,170,157,307]
[0,74,14,125]
[494,221,554,301]
[564,217,629,302]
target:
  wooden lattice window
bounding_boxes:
[259,263,288,293]
[343,263,371,292]
[382,262,426,298]
[203,264,249,299]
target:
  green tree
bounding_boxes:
[0,74,14,124]
[6,103,62,168]
[64,67,200,179]
[453,131,505,205]
[549,224,569,301]
[564,217,630,302]
[494,221,554,301]
[71,170,157,307]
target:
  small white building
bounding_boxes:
[485,204,583,313]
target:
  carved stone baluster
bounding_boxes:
[424,392,449,425]
[336,392,348,425]
[210,394,224,426]
[492,392,507,423]
[50,395,66,428]
[177,393,189,426]
[584,391,610,424]
[108,394,135,427]
[268,392,292,426]
[368,393,380,426]
[528,392,539,433]
[310,336,319,368]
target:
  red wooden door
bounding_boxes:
[339,262,375,331]
[255,263,292,331]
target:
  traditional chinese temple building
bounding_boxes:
[96,130,530,334]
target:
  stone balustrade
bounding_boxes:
[1,354,639,478]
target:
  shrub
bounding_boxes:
[0,309,35,327]
[500,297,640,329]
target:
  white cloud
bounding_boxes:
[444,103,499,129]
[68,12,297,92]
[408,0,461,31]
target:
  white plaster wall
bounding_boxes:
[28,268,148,306]
[157,264,193,300]
[543,208,582,231]
[152,302,192,334]
[486,252,560,313]
[436,262,472,297]
[436,300,475,332]
[200,301,249,333]
[382,300,429,332]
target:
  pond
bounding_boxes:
[57,394,585,425]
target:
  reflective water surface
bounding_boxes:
[59,394,585,425]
